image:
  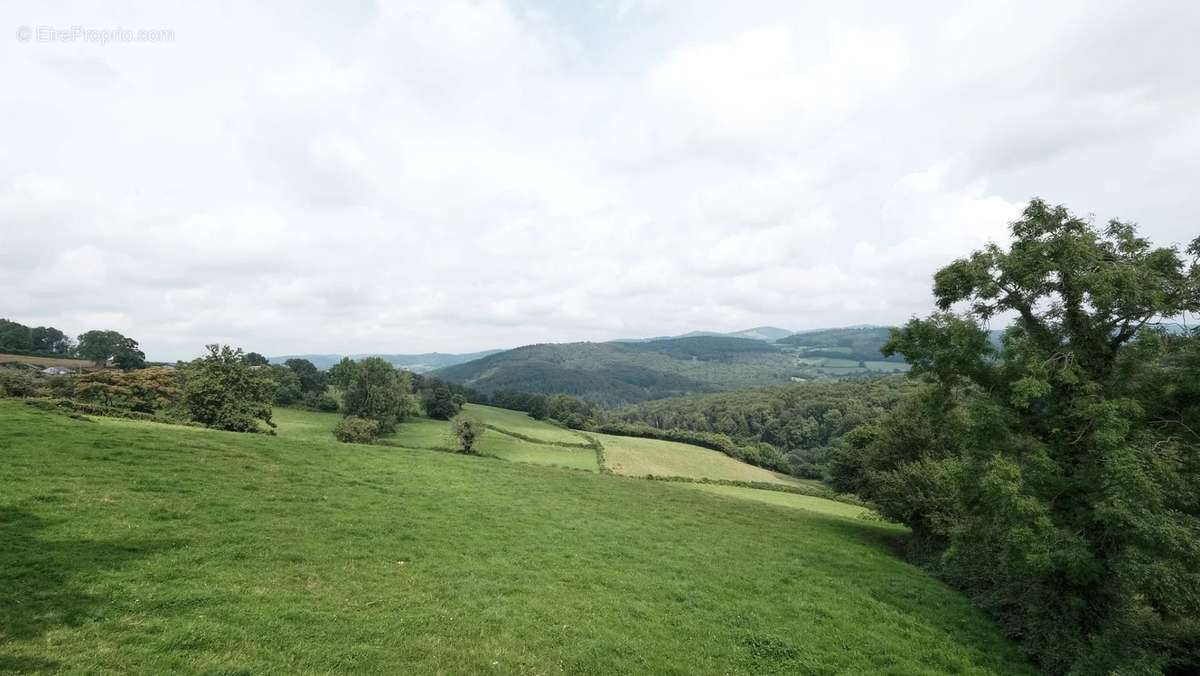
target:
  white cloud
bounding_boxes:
[1,0,1197,360]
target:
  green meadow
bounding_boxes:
[0,400,1033,674]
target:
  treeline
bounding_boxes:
[830,200,1200,673]
[609,378,913,479]
[1,344,487,442]
[0,319,146,369]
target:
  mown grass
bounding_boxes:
[593,432,806,487]
[0,399,1033,674]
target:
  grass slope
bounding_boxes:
[594,432,808,487]
[0,400,1033,674]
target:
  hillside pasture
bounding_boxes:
[464,403,591,445]
[592,431,806,487]
[0,399,1033,674]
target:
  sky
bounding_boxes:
[2,0,1198,361]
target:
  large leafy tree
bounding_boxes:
[0,319,33,353]
[836,199,1200,673]
[341,357,418,433]
[284,358,325,394]
[31,326,72,355]
[77,330,146,370]
[183,345,274,432]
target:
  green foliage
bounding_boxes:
[76,330,146,370]
[266,364,303,405]
[182,345,274,433]
[0,368,41,397]
[333,415,380,443]
[301,390,339,412]
[30,326,71,355]
[840,199,1200,673]
[284,358,325,394]
[327,357,358,389]
[242,351,269,366]
[613,378,913,479]
[341,357,418,433]
[73,367,183,414]
[0,318,34,353]
[422,383,462,420]
[450,415,484,454]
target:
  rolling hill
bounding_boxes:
[776,326,904,362]
[612,326,795,343]
[433,336,800,405]
[269,350,502,372]
[0,399,1034,673]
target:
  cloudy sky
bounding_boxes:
[2,1,1198,360]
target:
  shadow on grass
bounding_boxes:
[0,506,182,663]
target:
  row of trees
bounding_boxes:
[0,320,146,369]
[831,200,1200,673]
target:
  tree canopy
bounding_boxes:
[77,330,146,370]
[833,199,1200,673]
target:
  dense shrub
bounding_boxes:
[334,416,380,444]
[302,390,339,412]
[0,369,40,397]
[183,345,274,433]
[423,383,462,420]
[451,416,483,454]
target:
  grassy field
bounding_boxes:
[0,353,95,369]
[0,399,1032,674]
[682,483,871,519]
[464,404,591,445]
[592,432,806,487]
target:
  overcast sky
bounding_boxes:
[2,1,1198,360]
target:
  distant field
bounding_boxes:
[377,406,600,472]
[464,403,591,445]
[0,353,94,369]
[683,483,871,519]
[593,432,806,487]
[0,399,1033,673]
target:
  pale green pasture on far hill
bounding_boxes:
[593,431,808,487]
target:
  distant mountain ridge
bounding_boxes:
[269,350,502,373]
[612,326,795,343]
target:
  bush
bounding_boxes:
[334,416,380,444]
[0,369,40,397]
[302,390,339,412]
[451,416,483,454]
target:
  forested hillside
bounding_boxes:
[433,336,800,405]
[777,326,904,362]
[611,377,913,478]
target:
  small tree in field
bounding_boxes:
[451,416,484,454]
